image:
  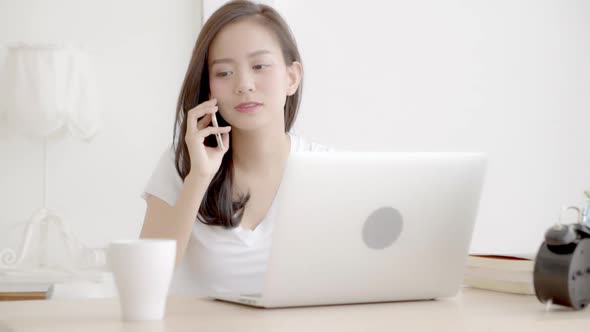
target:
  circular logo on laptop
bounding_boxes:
[362,207,403,250]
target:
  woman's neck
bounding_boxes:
[231,128,291,176]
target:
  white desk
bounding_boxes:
[0,288,589,331]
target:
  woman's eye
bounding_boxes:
[253,64,269,70]
[216,71,232,78]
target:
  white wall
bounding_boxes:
[280,0,590,254]
[0,0,201,250]
[0,0,588,257]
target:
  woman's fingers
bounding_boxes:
[187,105,218,132]
[189,105,218,122]
[187,98,217,114]
[197,114,212,130]
[197,126,231,139]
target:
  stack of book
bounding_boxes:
[463,254,536,295]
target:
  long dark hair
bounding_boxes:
[173,0,302,228]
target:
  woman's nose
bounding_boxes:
[234,72,256,94]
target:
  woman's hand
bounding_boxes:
[185,98,231,179]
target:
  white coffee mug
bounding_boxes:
[108,239,176,321]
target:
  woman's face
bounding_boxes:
[207,18,301,132]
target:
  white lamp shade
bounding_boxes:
[1,44,101,139]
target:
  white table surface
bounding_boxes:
[0,287,589,332]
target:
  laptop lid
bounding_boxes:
[260,152,487,308]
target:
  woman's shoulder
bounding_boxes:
[289,132,334,152]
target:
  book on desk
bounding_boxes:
[463,254,536,295]
[0,283,54,301]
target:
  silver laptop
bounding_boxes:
[213,152,487,308]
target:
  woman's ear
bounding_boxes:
[286,61,303,96]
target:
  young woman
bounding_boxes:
[140,0,331,296]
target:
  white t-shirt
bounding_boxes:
[141,133,332,297]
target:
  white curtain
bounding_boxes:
[0,44,101,139]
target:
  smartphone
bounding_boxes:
[211,112,225,150]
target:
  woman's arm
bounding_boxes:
[140,99,230,266]
[140,173,210,267]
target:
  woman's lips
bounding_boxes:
[235,102,262,113]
